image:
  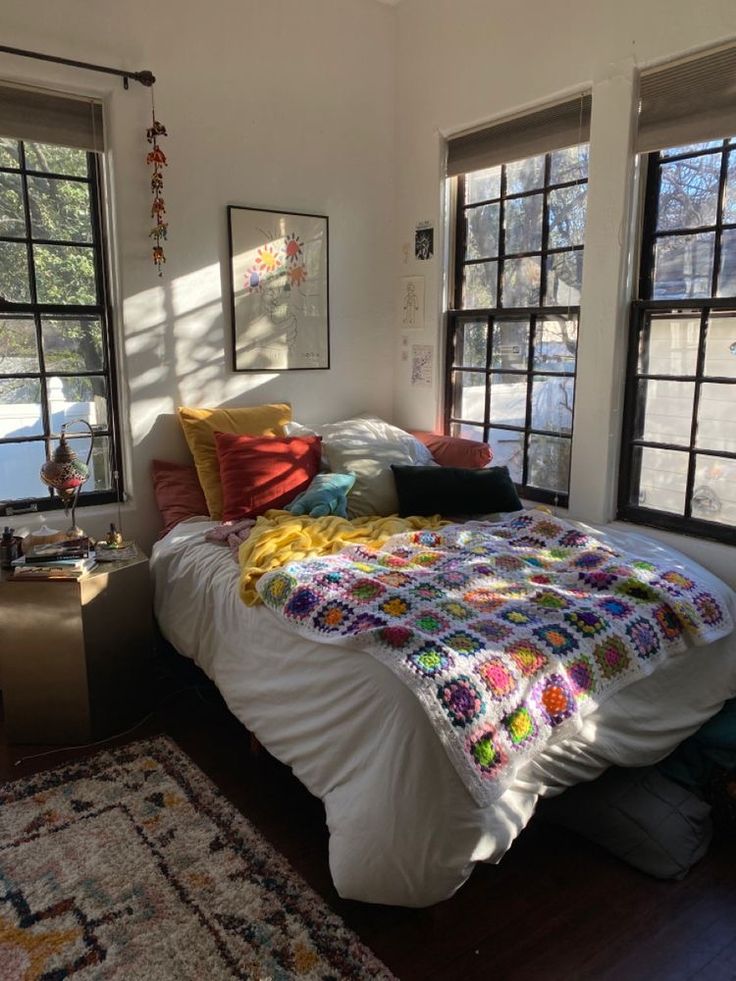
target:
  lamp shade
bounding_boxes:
[40,432,90,502]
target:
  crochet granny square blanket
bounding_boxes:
[257,511,733,805]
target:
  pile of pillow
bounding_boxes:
[152,402,521,536]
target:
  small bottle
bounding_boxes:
[0,526,19,569]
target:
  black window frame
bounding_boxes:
[618,140,736,546]
[446,150,588,506]
[0,140,123,517]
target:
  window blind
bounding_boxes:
[0,81,104,153]
[446,93,591,177]
[637,44,736,153]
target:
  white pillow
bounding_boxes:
[321,415,436,517]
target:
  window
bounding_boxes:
[0,135,121,515]
[447,143,588,504]
[618,137,736,544]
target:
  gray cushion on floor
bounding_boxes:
[538,766,713,880]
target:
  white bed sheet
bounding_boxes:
[152,518,736,907]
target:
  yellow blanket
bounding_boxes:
[239,510,447,605]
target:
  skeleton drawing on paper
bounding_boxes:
[400,276,425,329]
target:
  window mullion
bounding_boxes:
[522,314,536,486]
[711,147,730,297]
[683,309,710,519]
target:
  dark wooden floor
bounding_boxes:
[2,644,735,981]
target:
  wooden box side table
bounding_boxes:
[0,549,154,744]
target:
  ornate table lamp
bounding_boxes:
[40,420,94,537]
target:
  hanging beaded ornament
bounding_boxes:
[146,96,168,275]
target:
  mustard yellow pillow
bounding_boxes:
[178,403,291,519]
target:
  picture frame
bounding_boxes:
[227,205,330,371]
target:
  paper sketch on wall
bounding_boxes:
[228,206,330,371]
[411,344,433,386]
[399,275,425,329]
[415,222,434,260]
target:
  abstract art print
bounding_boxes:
[228,206,330,371]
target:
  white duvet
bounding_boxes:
[151,518,736,907]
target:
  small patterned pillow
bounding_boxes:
[284,472,356,518]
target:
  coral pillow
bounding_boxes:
[214,432,323,522]
[151,459,209,538]
[411,430,492,469]
[178,403,292,520]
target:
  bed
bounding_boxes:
[151,513,736,908]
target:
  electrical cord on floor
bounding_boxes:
[11,683,212,767]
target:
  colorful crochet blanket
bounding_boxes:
[257,511,733,805]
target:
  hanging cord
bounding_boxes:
[146,86,168,275]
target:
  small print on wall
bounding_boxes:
[414,222,434,261]
[228,205,330,371]
[411,344,433,387]
[399,275,425,329]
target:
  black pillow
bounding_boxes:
[391,464,522,517]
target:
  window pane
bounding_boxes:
[632,446,688,514]
[42,317,104,372]
[0,138,20,169]
[704,314,736,378]
[544,251,583,306]
[505,155,544,194]
[462,261,497,309]
[0,378,43,437]
[717,229,736,297]
[639,315,699,376]
[531,376,574,434]
[0,440,48,501]
[692,455,736,525]
[549,145,589,184]
[491,319,529,369]
[27,176,93,243]
[454,320,488,368]
[696,383,736,453]
[24,142,88,178]
[534,317,577,372]
[635,379,695,445]
[504,193,543,253]
[466,166,501,204]
[502,256,540,307]
[652,233,715,299]
[528,434,570,493]
[724,152,736,223]
[465,203,500,260]
[0,172,26,237]
[451,371,485,421]
[657,154,721,230]
[0,317,39,373]
[33,244,97,304]
[547,185,587,248]
[489,373,527,427]
[47,376,108,434]
[488,427,523,483]
[0,241,31,302]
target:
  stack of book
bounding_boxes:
[11,538,97,581]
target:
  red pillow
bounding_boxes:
[214,432,322,522]
[152,459,209,537]
[411,431,492,469]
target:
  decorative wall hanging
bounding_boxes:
[414,222,434,260]
[146,94,168,275]
[411,344,434,386]
[399,275,425,329]
[228,206,330,372]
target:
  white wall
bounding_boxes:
[1,0,397,547]
[392,0,736,585]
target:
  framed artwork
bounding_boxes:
[228,205,330,371]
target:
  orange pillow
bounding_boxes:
[151,459,209,538]
[214,432,323,522]
[411,430,492,469]
[178,403,291,520]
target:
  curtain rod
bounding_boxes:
[0,44,155,88]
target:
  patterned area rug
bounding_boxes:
[0,737,395,980]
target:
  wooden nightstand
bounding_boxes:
[0,547,154,744]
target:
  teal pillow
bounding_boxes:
[284,472,356,518]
